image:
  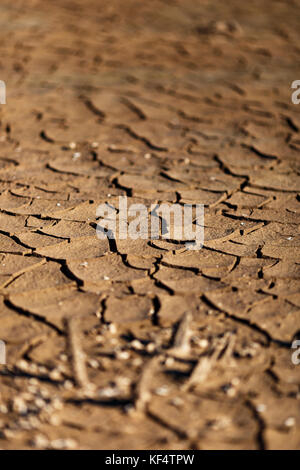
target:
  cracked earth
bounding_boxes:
[0,0,300,450]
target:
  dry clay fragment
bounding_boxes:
[35,236,109,260]
[0,233,31,254]
[206,287,300,342]
[149,240,186,251]
[40,220,95,238]
[164,167,245,192]
[48,158,115,178]
[230,222,300,247]
[225,208,300,225]
[262,279,300,298]
[0,299,47,363]
[154,265,225,294]
[0,254,45,289]
[256,192,300,213]
[132,188,177,201]
[9,286,100,330]
[261,245,300,262]
[11,198,75,216]
[0,191,30,210]
[67,253,147,284]
[157,294,200,327]
[126,254,156,270]
[200,214,262,243]
[118,173,185,193]
[3,261,74,294]
[204,286,268,318]
[263,261,300,280]
[116,239,165,257]
[26,216,56,230]
[247,299,300,343]
[131,277,167,296]
[217,145,276,169]
[162,250,236,277]
[226,191,270,208]
[222,258,275,282]
[16,231,66,248]
[49,198,119,222]
[178,189,226,207]
[105,295,153,323]
[204,240,258,257]
[11,184,69,200]
[0,253,45,275]
[0,213,28,233]
[28,335,65,369]
[249,170,300,192]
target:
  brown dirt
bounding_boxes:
[0,0,300,450]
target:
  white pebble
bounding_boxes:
[284,417,295,427]
[256,404,266,413]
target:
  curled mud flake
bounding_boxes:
[66,316,90,390]
[168,312,193,358]
[134,355,162,413]
[183,332,235,391]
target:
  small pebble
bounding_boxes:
[72,152,81,160]
[108,323,117,334]
[199,339,209,348]
[116,350,130,360]
[170,397,183,407]
[33,434,49,449]
[256,404,266,413]
[155,386,169,396]
[51,438,77,450]
[131,339,143,350]
[146,343,156,353]
[284,417,295,427]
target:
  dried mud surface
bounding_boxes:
[0,0,300,450]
